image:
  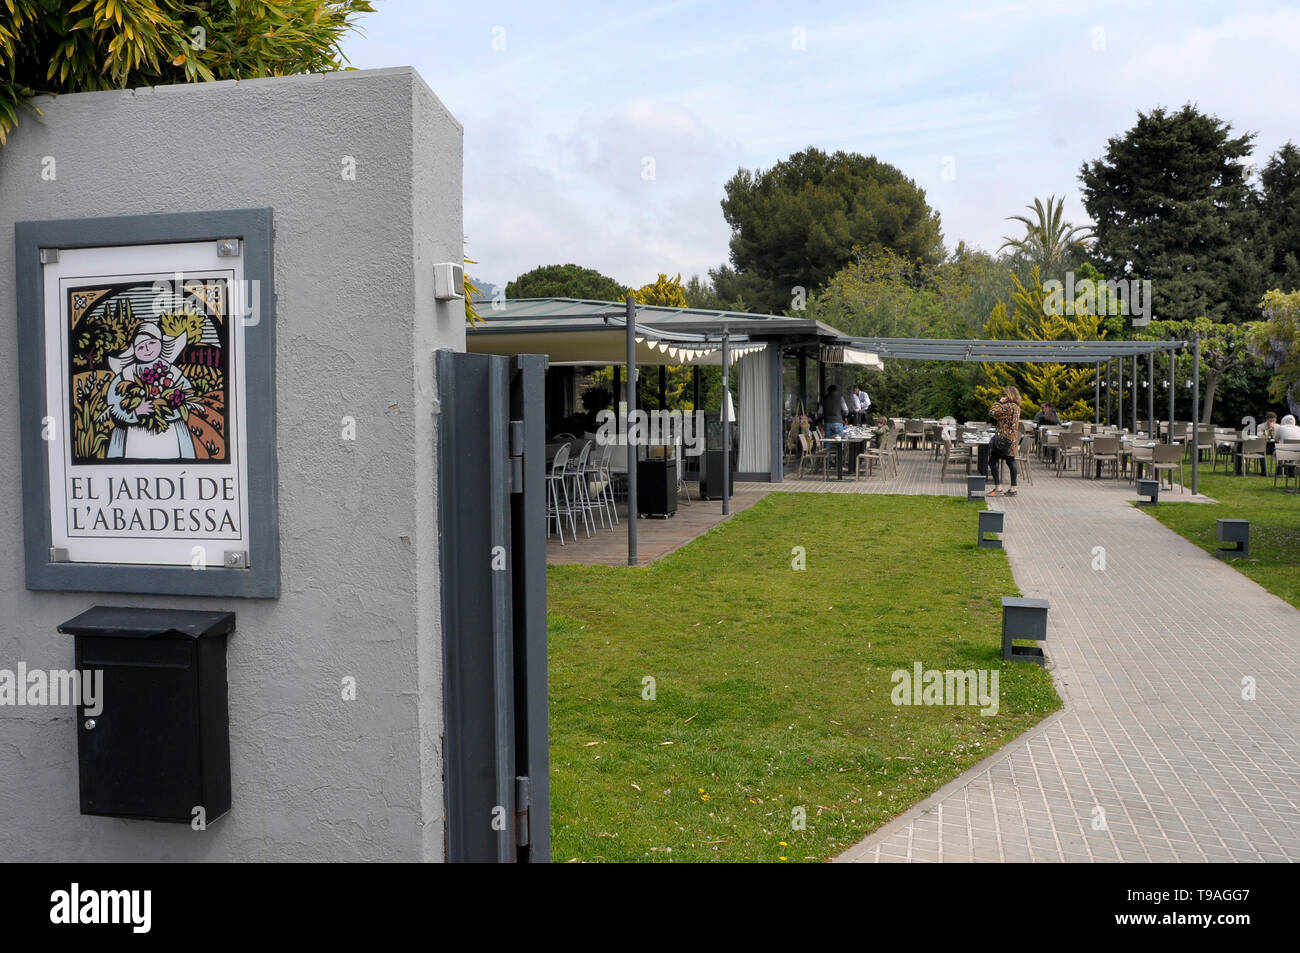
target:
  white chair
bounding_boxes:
[546,444,575,542]
[566,440,596,538]
[585,442,617,528]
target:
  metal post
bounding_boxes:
[722,326,731,515]
[1192,334,1200,495]
[1147,352,1154,438]
[658,365,666,410]
[1131,355,1138,434]
[1094,362,1100,424]
[1168,349,1175,444]
[692,365,700,411]
[625,295,638,566]
[613,365,621,443]
[798,350,806,413]
[1118,358,1124,431]
[1105,358,1112,424]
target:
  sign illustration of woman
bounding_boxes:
[105,322,196,460]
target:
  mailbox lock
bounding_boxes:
[84,719,97,730]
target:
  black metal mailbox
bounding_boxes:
[59,606,234,824]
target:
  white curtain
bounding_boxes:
[737,351,771,473]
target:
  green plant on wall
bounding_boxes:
[0,0,375,145]
[1251,289,1300,416]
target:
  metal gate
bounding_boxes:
[436,349,549,862]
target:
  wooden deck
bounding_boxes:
[546,445,1213,566]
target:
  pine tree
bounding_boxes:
[978,267,1106,418]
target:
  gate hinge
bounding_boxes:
[508,420,524,494]
[515,775,530,848]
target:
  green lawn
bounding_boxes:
[1144,467,1300,610]
[547,492,1062,862]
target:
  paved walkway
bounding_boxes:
[837,451,1300,862]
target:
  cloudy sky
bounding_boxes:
[344,0,1300,291]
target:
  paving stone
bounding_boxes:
[833,452,1300,863]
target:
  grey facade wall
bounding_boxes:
[0,67,464,860]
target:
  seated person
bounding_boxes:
[1033,401,1061,426]
[1276,413,1300,444]
[1259,411,1279,452]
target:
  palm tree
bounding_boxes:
[999,195,1093,274]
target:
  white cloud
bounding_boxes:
[465,98,741,287]
[350,1,1300,289]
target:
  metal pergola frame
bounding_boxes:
[471,301,1209,560]
[843,337,1188,364]
[843,336,1204,495]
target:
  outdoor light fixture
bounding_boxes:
[433,262,465,301]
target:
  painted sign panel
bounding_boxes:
[42,242,252,569]
[17,208,277,597]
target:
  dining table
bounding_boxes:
[820,428,877,480]
[961,431,994,477]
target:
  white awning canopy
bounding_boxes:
[820,345,884,370]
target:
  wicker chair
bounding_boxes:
[857,427,898,479]
[1275,446,1300,491]
[939,435,972,481]
[1016,434,1035,485]
[1056,431,1085,476]
[1151,443,1185,492]
[1091,436,1123,480]
[1240,436,1269,476]
[798,432,831,479]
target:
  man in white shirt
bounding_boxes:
[851,385,871,425]
[1276,414,1300,443]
